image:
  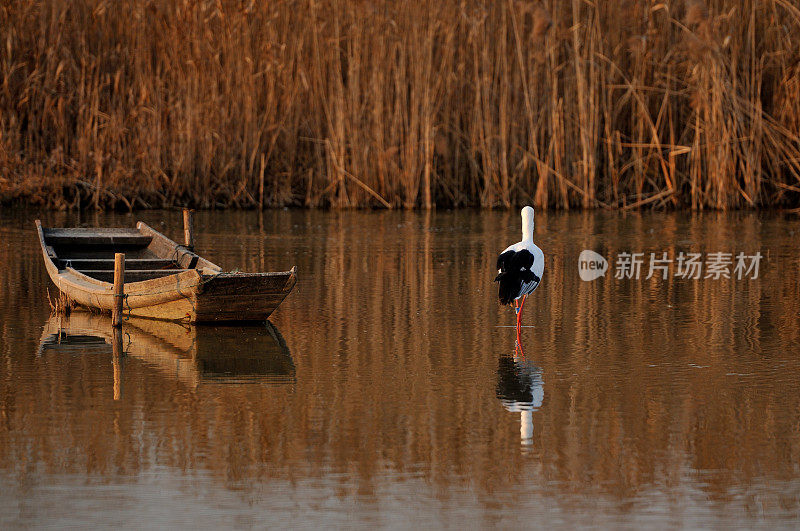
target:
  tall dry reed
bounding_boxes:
[1,0,800,210]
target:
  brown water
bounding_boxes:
[1,208,799,528]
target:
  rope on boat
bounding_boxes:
[171,244,200,270]
[112,291,133,321]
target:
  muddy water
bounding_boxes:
[1,208,799,528]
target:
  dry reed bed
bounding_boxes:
[1,0,800,210]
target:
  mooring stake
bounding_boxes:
[183,208,194,250]
[112,252,125,327]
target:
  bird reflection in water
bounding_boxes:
[496,346,544,446]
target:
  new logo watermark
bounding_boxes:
[578,251,762,281]
[578,250,609,281]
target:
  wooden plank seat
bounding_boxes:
[57,258,177,270]
[76,269,194,283]
[45,228,152,247]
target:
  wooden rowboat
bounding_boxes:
[36,219,297,323]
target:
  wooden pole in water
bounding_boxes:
[183,208,194,250]
[112,252,125,327]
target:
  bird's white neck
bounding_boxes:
[521,207,535,242]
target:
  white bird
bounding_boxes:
[494,206,544,337]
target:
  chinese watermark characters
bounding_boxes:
[578,251,762,281]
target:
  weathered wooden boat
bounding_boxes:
[39,313,296,387]
[36,219,296,323]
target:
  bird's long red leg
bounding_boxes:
[516,294,529,344]
[519,294,528,328]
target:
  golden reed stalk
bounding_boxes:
[1,0,799,210]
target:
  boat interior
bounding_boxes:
[42,227,194,283]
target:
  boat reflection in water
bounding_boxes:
[39,312,295,393]
[496,350,544,446]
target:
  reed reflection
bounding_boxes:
[496,349,544,446]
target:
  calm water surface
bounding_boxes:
[1,208,799,528]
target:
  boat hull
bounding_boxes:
[124,272,297,322]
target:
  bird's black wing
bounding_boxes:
[494,249,539,305]
[496,250,516,277]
